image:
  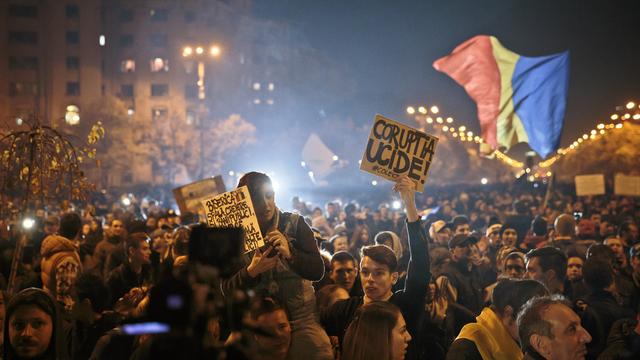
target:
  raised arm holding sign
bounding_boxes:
[360,114,438,192]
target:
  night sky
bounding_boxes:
[253,0,640,148]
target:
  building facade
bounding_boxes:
[1,0,345,188]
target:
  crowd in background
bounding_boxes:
[0,174,638,360]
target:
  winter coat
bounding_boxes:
[40,235,82,311]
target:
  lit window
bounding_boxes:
[151,107,168,121]
[150,58,169,72]
[16,117,24,125]
[120,59,135,72]
[99,35,106,47]
[127,108,135,116]
[252,82,261,91]
[151,84,168,97]
[268,83,275,91]
[253,98,261,105]
[65,105,80,125]
[266,99,274,105]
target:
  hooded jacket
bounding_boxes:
[376,231,404,260]
[40,235,81,311]
[4,288,65,360]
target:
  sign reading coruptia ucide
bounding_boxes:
[201,186,265,253]
[360,114,438,192]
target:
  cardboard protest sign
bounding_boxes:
[201,186,265,253]
[614,174,640,196]
[173,176,226,214]
[360,114,438,192]
[575,174,605,196]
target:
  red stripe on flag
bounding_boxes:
[433,35,501,148]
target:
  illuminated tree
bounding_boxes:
[0,115,103,216]
[200,114,257,178]
[0,114,103,294]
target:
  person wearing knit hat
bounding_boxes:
[429,220,453,247]
[499,224,519,249]
[4,288,64,360]
[486,223,502,247]
[40,234,82,312]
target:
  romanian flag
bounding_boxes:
[433,35,569,159]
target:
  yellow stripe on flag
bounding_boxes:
[490,37,529,149]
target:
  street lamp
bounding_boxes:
[181,44,222,179]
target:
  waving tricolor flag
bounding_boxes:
[433,35,569,158]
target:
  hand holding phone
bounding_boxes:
[267,230,292,260]
[247,245,278,278]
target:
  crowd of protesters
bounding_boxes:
[0,173,638,360]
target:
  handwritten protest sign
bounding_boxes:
[360,114,438,192]
[201,186,265,253]
[575,174,605,196]
[173,176,226,215]
[614,174,640,196]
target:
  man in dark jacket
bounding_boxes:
[74,273,122,360]
[93,219,126,277]
[106,233,151,306]
[436,233,484,315]
[599,316,640,360]
[321,176,430,359]
[581,257,635,358]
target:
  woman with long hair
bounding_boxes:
[349,224,371,260]
[342,301,411,360]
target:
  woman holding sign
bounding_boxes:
[222,172,334,360]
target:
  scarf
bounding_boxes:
[457,307,523,360]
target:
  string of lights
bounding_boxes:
[406,100,638,176]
